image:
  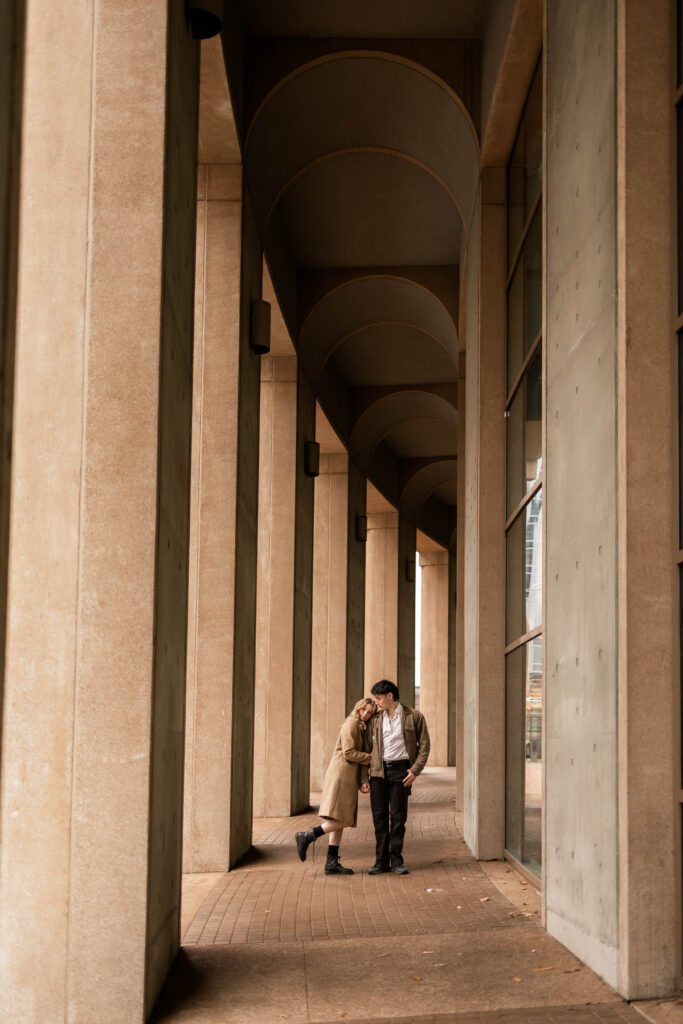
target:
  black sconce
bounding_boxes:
[305,441,320,478]
[355,514,368,543]
[187,0,223,38]
[405,558,416,583]
[250,299,271,355]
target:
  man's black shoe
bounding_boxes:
[368,863,390,874]
[390,864,410,875]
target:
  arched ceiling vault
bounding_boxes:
[221,5,484,548]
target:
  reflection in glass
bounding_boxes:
[505,639,543,877]
[506,490,543,643]
[507,207,542,389]
[506,350,542,516]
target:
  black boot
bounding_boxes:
[325,845,353,875]
[295,828,319,862]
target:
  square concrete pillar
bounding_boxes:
[447,551,458,767]
[455,350,467,821]
[364,508,399,689]
[462,172,507,860]
[183,161,263,873]
[0,3,198,1021]
[614,0,677,998]
[419,550,450,765]
[254,358,316,817]
[345,461,368,709]
[398,516,417,707]
[311,453,350,790]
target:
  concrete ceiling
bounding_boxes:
[216,1,491,548]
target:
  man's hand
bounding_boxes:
[403,771,416,787]
[359,782,370,794]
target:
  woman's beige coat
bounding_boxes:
[318,716,371,826]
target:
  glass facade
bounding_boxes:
[505,58,543,880]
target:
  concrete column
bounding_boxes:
[615,0,676,998]
[346,461,368,708]
[311,454,350,790]
[183,162,253,873]
[0,3,198,1021]
[447,552,457,767]
[364,510,399,688]
[397,516,417,707]
[462,170,507,860]
[455,351,466,820]
[419,551,450,765]
[254,358,315,817]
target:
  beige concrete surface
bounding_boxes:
[545,0,619,989]
[0,2,198,1020]
[364,510,399,688]
[311,453,350,789]
[419,550,450,765]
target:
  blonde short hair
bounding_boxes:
[351,697,377,723]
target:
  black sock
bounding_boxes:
[312,825,324,838]
[327,844,339,856]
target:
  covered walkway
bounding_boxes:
[152,769,644,1024]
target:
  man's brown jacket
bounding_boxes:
[361,705,430,784]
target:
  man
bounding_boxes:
[364,679,430,875]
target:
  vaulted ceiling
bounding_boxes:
[211,0,532,550]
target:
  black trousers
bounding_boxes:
[370,760,411,867]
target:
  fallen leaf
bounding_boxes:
[375,953,391,958]
[563,968,581,974]
[534,967,554,973]
[513,977,522,983]
[412,975,422,981]
[457,905,462,910]
[421,950,434,954]
[480,896,491,902]
[498,923,506,928]
[433,963,449,968]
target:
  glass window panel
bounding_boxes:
[506,348,542,516]
[679,0,683,87]
[507,258,525,388]
[505,645,525,863]
[525,207,542,350]
[507,61,542,269]
[524,636,543,875]
[506,490,543,643]
[678,103,683,315]
[524,67,543,223]
[525,349,543,490]
[507,385,525,516]
[679,332,683,548]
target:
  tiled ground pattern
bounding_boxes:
[153,768,654,1024]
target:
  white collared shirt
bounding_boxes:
[382,703,409,761]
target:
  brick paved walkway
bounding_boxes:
[152,768,651,1024]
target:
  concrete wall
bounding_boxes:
[397,516,417,707]
[0,0,24,761]
[0,3,199,1020]
[310,454,350,789]
[448,552,457,766]
[345,461,367,710]
[290,370,316,812]
[229,191,263,863]
[545,0,619,988]
[462,199,480,843]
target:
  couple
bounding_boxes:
[295,679,430,876]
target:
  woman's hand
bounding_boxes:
[359,782,370,794]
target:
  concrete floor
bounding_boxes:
[151,768,682,1024]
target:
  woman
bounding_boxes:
[295,698,377,875]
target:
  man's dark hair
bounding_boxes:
[371,679,399,701]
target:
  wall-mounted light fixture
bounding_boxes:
[250,299,271,355]
[355,514,368,543]
[187,0,223,38]
[405,557,416,583]
[304,441,320,478]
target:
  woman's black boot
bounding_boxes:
[295,828,319,861]
[325,845,353,875]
